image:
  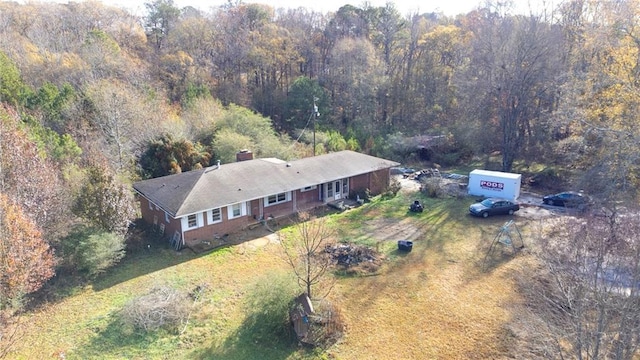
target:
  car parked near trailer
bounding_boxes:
[542,191,588,208]
[469,198,520,218]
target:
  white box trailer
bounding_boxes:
[468,169,521,201]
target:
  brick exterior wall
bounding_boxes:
[368,168,392,195]
[262,198,294,219]
[249,199,260,220]
[138,192,313,248]
[236,150,254,162]
[348,169,391,198]
[137,168,391,248]
[183,213,248,245]
[295,187,323,211]
[138,196,182,238]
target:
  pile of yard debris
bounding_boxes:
[396,168,469,198]
[402,168,468,183]
[407,168,443,181]
[325,243,384,273]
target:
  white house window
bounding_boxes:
[148,200,153,210]
[165,212,170,223]
[182,213,203,230]
[266,192,289,206]
[301,185,317,192]
[187,214,197,228]
[228,202,246,219]
[207,208,222,224]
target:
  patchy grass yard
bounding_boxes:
[326,193,534,359]
[9,189,538,359]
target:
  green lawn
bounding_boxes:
[10,190,531,359]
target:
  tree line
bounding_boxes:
[2,0,640,357]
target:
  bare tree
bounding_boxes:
[457,6,563,172]
[323,36,386,134]
[279,211,335,299]
[530,210,640,359]
[0,106,69,241]
[85,80,165,173]
[555,1,640,202]
[0,312,23,360]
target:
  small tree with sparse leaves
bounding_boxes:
[279,212,335,299]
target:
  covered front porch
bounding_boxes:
[320,178,350,202]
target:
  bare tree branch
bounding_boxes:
[279,211,335,299]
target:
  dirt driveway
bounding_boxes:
[515,192,556,220]
[516,191,591,219]
[397,174,582,220]
[218,177,574,253]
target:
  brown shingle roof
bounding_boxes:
[133,150,399,217]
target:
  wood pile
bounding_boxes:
[325,243,380,267]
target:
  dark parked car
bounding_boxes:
[542,191,587,208]
[469,198,520,218]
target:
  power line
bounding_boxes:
[288,97,320,152]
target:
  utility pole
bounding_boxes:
[312,97,319,156]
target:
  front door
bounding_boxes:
[326,180,344,201]
[320,178,349,201]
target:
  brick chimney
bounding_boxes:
[236,149,253,162]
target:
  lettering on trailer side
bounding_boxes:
[480,180,504,191]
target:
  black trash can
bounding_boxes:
[398,240,413,252]
[410,200,423,213]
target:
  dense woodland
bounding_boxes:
[2,0,640,357]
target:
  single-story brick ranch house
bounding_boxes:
[133,150,400,249]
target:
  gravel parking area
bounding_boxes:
[397,174,584,220]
